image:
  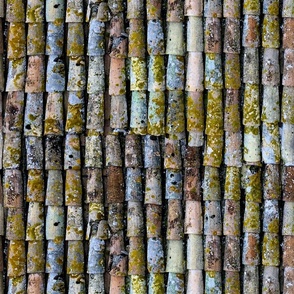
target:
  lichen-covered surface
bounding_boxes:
[0,0,293,293]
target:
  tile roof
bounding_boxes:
[0,0,293,293]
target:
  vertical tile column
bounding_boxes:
[65,0,86,290]
[45,0,66,290]
[144,136,165,293]
[185,0,204,147]
[125,135,146,293]
[184,1,204,293]
[127,1,147,291]
[106,134,127,293]
[203,0,223,292]
[282,1,294,293]
[127,0,147,291]
[85,2,108,293]
[107,0,128,292]
[147,0,165,136]
[184,146,203,293]
[242,1,262,292]
[128,0,147,135]
[4,0,26,291]
[25,0,46,290]
[223,0,242,292]
[146,1,165,292]
[261,0,281,292]
[108,0,128,131]
[165,1,185,293]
